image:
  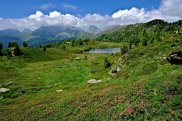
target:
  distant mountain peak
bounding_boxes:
[22,28,32,34]
[87,25,101,34]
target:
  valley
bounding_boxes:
[0,19,182,120]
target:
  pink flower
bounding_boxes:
[127,108,134,114]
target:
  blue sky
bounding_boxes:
[0,0,161,18]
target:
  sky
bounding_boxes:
[0,0,161,18]
[0,0,181,30]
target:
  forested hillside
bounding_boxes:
[97,19,182,47]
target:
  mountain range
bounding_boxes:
[2,19,180,48]
[0,25,108,48]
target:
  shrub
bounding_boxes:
[134,39,140,46]
[121,45,129,54]
[142,39,148,46]
[63,45,66,51]
[104,58,111,68]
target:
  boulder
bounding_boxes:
[56,90,63,93]
[0,88,10,93]
[166,50,182,64]
[87,79,102,84]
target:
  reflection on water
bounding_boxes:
[89,48,120,54]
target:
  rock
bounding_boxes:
[166,50,182,64]
[117,67,121,72]
[56,90,63,93]
[0,96,3,100]
[110,70,118,77]
[87,79,102,84]
[75,57,81,60]
[0,88,10,93]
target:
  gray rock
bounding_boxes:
[56,90,63,93]
[167,50,182,64]
[87,79,102,84]
[0,88,10,93]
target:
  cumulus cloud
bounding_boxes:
[160,0,182,18]
[0,0,181,31]
[62,3,77,10]
[49,11,61,18]
[29,11,44,19]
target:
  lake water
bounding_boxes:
[89,48,120,54]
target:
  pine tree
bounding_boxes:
[129,40,132,50]
[79,40,84,45]
[14,44,21,56]
[0,42,3,56]
[63,45,66,51]
[8,42,12,48]
[104,58,111,68]
[23,41,28,47]
[43,46,46,51]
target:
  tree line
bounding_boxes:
[0,41,29,56]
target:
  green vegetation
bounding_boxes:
[0,19,182,120]
[43,46,47,52]
[0,42,22,56]
[23,41,28,47]
[0,42,3,56]
[14,44,21,56]
[104,58,111,68]
[121,45,128,54]
[97,19,182,47]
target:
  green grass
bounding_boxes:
[0,40,181,121]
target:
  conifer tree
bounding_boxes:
[0,42,3,56]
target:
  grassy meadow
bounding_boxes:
[0,40,182,120]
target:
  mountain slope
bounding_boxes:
[97,19,182,43]
[32,25,83,38]
[87,25,101,34]
[0,26,94,47]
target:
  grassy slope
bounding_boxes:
[0,40,181,121]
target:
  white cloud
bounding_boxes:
[49,11,61,18]
[29,11,44,19]
[159,0,182,18]
[0,0,181,31]
[62,3,77,10]
[112,7,145,19]
[39,3,54,10]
